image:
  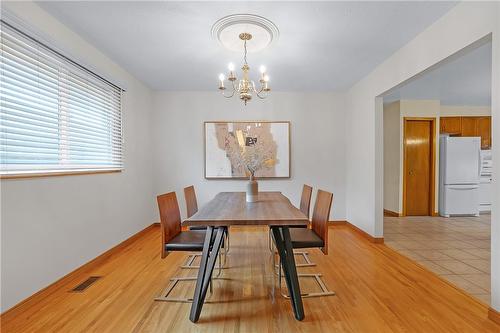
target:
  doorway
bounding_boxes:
[381,38,493,306]
[403,118,436,216]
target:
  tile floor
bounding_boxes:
[384,214,491,305]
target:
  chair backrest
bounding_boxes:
[157,192,182,258]
[311,189,333,255]
[184,185,198,218]
[300,184,313,219]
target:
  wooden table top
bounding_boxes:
[183,192,309,227]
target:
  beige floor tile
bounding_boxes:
[395,249,425,261]
[474,240,491,249]
[421,241,451,250]
[384,215,491,305]
[384,234,414,241]
[384,241,407,251]
[460,259,490,274]
[472,293,491,305]
[439,274,489,294]
[439,249,480,260]
[433,260,482,275]
[461,274,491,291]
[396,240,428,250]
[412,250,452,261]
[415,260,453,275]
[462,248,490,259]
[442,240,477,249]
[406,234,429,242]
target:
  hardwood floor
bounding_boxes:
[2,225,498,332]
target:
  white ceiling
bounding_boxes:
[37,1,458,91]
[384,41,492,106]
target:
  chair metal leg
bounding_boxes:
[225,231,230,254]
[155,276,219,303]
[278,271,335,298]
[293,251,315,267]
[269,228,274,252]
[155,277,197,303]
[181,253,201,269]
[274,251,316,272]
[271,245,276,302]
[181,251,227,271]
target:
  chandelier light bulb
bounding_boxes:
[228,63,235,71]
[259,65,266,74]
[219,73,225,81]
[264,75,270,82]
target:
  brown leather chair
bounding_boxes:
[155,191,221,302]
[184,185,200,220]
[275,189,335,299]
[293,185,314,266]
[289,189,331,255]
[299,184,313,220]
[157,191,211,258]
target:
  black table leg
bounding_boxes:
[271,226,305,321]
[189,226,225,323]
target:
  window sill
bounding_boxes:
[0,169,122,180]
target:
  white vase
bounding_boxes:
[246,175,258,202]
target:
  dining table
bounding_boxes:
[183,191,309,323]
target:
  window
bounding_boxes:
[0,21,123,177]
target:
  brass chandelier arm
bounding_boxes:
[254,84,270,99]
[255,90,270,99]
[220,80,237,98]
[222,90,235,98]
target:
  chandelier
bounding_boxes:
[217,32,271,105]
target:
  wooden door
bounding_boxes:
[404,119,434,216]
[461,117,478,137]
[477,117,491,149]
[440,117,462,135]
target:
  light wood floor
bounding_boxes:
[2,225,499,332]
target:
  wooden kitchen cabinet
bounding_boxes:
[461,117,478,137]
[477,117,491,149]
[440,117,461,135]
[440,116,492,149]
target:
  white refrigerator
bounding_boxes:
[439,135,481,217]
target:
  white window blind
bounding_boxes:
[0,21,123,176]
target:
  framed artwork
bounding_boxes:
[204,121,291,179]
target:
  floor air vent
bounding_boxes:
[71,276,102,292]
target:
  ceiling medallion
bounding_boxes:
[211,14,279,52]
[212,14,278,105]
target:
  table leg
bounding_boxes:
[271,226,305,321]
[189,226,225,323]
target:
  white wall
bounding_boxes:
[441,105,491,116]
[151,92,346,221]
[345,1,500,310]
[383,102,400,213]
[491,4,500,312]
[0,2,155,312]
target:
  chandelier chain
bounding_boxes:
[244,39,248,65]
